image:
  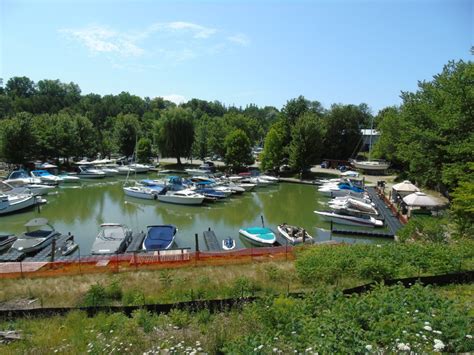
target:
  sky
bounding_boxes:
[1,0,472,113]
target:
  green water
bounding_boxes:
[0,175,390,254]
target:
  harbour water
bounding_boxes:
[0,175,391,254]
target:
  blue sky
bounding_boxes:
[1,0,471,113]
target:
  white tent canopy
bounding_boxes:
[402,192,442,207]
[392,180,420,193]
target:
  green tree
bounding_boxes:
[207,117,228,158]
[114,113,141,158]
[396,60,474,191]
[136,137,152,163]
[192,116,209,160]
[322,104,369,159]
[224,129,253,171]
[450,162,474,238]
[289,112,324,174]
[260,121,286,172]
[155,107,194,165]
[0,112,36,163]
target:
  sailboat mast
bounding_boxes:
[368,116,374,161]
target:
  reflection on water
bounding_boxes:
[0,175,391,254]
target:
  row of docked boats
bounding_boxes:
[314,178,384,228]
[123,174,280,205]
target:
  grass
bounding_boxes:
[0,261,303,308]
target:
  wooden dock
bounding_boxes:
[126,232,146,252]
[24,234,74,262]
[203,229,220,251]
[331,227,394,238]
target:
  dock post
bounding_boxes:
[302,229,306,243]
[50,237,56,262]
[261,215,265,228]
[195,233,199,262]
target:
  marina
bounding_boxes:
[0,174,395,261]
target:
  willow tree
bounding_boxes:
[155,107,194,165]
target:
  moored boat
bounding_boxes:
[157,189,205,205]
[11,218,60,253]
[277,223,313,244]
[91,223,132,255]
[0,234,17,253]
[222,237,236,250]
[314,211,384,228]
[142,225,177,251]
[239,227,276,246]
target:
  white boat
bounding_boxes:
[184,168,211,176]
[314,211,384,228]
[76,166,106,179]
[117,166,136,175]
[328,197,378,214]
[30,170,63,185]
[277,223,313,244]
[258,175,279,183]
[128,163,151,173]
[58,173,81,183]
[4,179,55,196]
[98,167,119,176]
[239,227,276,246]
[11,218,60,253]
[6,170,43,185]
[91,223,132,255]
[157,189,205,205]
[123,185,160,200]
[350,159,390,172]
[0,182,39,215]
[222,237,236,250]
[60,239,79,256]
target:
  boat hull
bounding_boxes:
[314,211,383,228]
[239,227,276,246]
[0,194,37,215]
[157,195,204,205]
[123,186,157,200]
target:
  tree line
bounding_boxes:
[0,77,372,172]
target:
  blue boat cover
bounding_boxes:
[242,227,275,241]
[144,225,176,250]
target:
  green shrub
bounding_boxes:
[105,279,123,301]
[82,283,108,307]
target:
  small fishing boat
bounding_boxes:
[91,223,133,255]
[222,237,236,250]
[142,225,177,251]
[239,227,276,246]
[314,211,384,228]
[277,223,313,244]
[11,218,60,253]
[0,234,17,253]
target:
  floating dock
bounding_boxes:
[126,232,146,252]
[203,229,220,251]
[24,234,75,262]
[331,228,394,239]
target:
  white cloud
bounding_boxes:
[60,25,144,57]
[227,33,250,46]
[162,94,187,104]
[167,21,217,39]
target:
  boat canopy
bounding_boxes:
[24,218,50,227]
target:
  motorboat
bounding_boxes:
[0,234,17,253]
[57,173,81,183]
[328,198,378,215]
[142,225,177,251]
[332,195,374,206]
[318,182,365,198]
[123,185,161,200]
[128,163,151,173]
[6,170,42,185]
[314,178,343,186]
[157,189,205,205]
[91,223,132,255]
[76,165,106,179]
[277,223,313,244]
[90,159,119,176]
[258,174,279,183]
[350,159,390,173]
[314,211,384,228]
[222,237,236,250]
[4,179,55,196]
[239,227,276,246]
[184,168,211,176]
[0,182,39,215]
[30,170,63,185]
[117,166,136,175]
[11,218,60,253]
